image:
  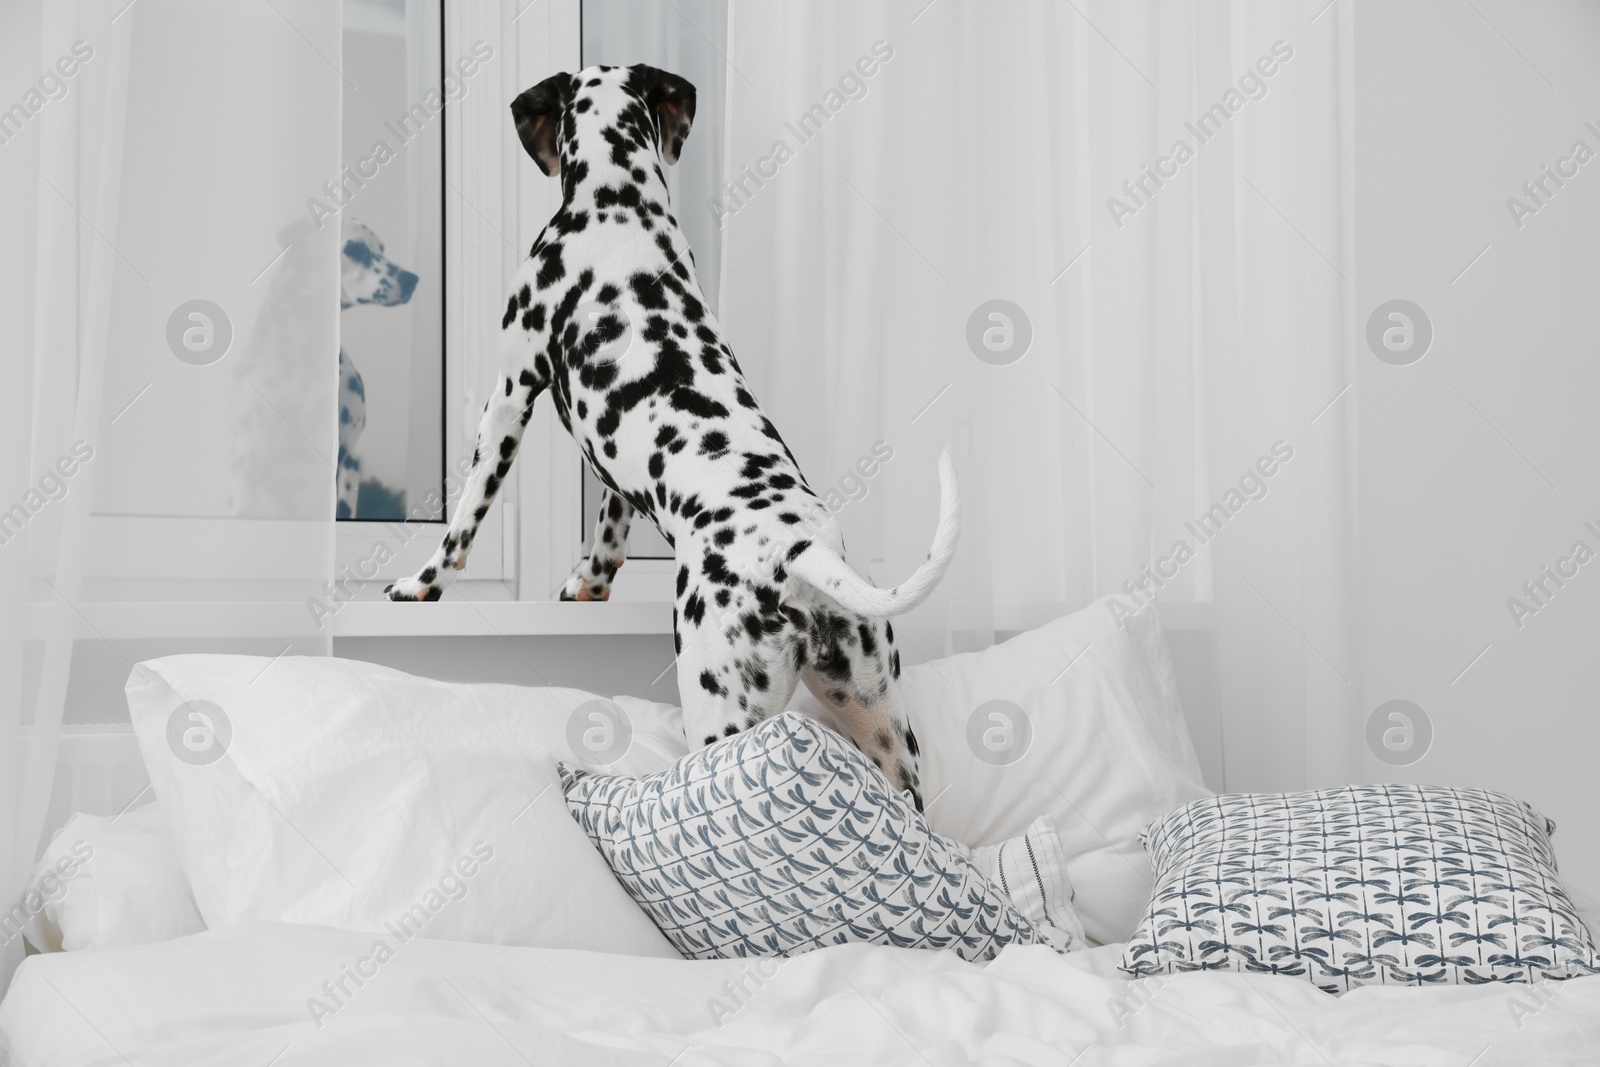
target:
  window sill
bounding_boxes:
[25,598,675,640]
[331,598,673,637]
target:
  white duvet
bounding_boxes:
[3,924,1598,1065]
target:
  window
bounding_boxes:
[339,0,445,523]
[331,0,727,611]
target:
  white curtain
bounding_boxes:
[1,0,340,988]
[719,1,1359,791]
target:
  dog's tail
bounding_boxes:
[786,449,960,617]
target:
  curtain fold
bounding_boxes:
[719,0,1360,790]
[2,0,341,988]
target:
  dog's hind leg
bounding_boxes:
[800,610,922,810]
[386,328,548,601]
[675,583,801,750]
[559,489,633,601]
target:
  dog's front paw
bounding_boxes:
[384,569,443,602]
[558,560,615,601]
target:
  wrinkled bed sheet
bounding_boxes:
[2,922,1597,1065]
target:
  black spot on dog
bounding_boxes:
[699,430,729,457]
[857,623,878,657]
[702,553,738,587]
[671,389,728,420]
[535,243,565,290]
[683,591,706,625]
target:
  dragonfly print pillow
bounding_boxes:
[1121,785,1600,992]
[560,712,1049,961]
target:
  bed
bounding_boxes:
[6,919,1600,1065]
[5,601,1598,1065]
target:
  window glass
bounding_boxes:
[338,0,445,521]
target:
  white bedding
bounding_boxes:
[4,923,1598,1065]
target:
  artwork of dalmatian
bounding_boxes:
[338,218,419,519]
[385,65,959,806]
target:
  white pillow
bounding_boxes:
[790,597,1210,944]
[962,815,1088,953]
[21,804,206,952]
[126,655,686,958]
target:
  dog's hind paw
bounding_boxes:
[384,572,443,602]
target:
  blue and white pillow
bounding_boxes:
[559,712,1048,961]
[1122,785,1600,992]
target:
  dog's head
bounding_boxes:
[340,218,419,310]
[509,64,696,182]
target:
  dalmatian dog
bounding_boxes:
[384,65,959,806]
[338,218,419,518]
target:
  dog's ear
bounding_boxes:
[627,65,696,165]
[510,73,573,176]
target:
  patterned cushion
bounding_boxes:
[559,712,1049,961]
[1122,785,1600,991]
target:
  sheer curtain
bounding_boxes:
[719,1,1360,791]
[1,0,340,987]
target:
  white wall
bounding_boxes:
[1355,0,1600,899]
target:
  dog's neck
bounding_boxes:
[559,145,675,221]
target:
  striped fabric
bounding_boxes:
[560,712,1051,961]
[965,815,1088,952]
